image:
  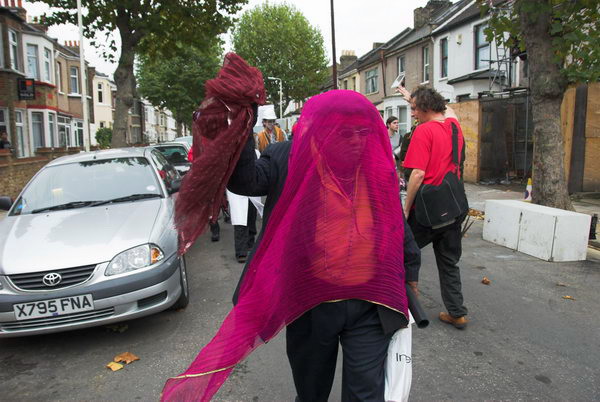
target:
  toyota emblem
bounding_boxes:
[42,272,62,287]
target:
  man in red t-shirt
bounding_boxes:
[402,86,469,329]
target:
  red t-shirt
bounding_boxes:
[403,117,464,186]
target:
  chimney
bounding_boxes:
[5,0,27,21]
[339,50,357,71]
[414,0,451,29]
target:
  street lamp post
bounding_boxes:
[76,0,90,152]
[267,76,283,119]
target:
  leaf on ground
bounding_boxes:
[562,295,575,301]
[114,352,140,365]
[106,362,124,371]
[556,282,568,287]
[481,277,491,285]
[468,209,485,220]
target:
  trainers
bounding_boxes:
[236,255,247,263]
[439,312,468,329]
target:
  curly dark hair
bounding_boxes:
[410,86,446,113]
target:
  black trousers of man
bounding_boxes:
[408,214,468,318]
[286,300,392,402]
[233,201,257,258]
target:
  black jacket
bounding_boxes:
[228,133,421,333]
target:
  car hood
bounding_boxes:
[0,200,162,275]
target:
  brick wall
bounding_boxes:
[0,147,83,199]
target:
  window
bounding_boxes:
[385,107,393,121]
[44,48,52,82]
[0,109,7,136]
[0,25,4,68]
[352,76,356,90]
[343,79,348,90]
[397,55,405,75]
[48,113,56,147]
[75,120,84,147]
[100,121,105,128]
[422,46,430,82]
[475,24,490,69]
[32,112,45,149]
[70,66,79,94]
[58,116,70,147]
[56,61,63,92]
[27,44,39,80]
[397,106,408,135]
[9,29,19,70]
[97,82,103,103]
[365,68,378,94]
[15,110,25,158]
[440,38,448,78]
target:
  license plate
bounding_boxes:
[13,294,94,321]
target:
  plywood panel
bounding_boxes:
[583,137,600,192]
[586,82,600,138]
[450,100,480,183]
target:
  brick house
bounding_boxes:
[0,1,94,157]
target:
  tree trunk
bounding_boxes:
[176,120,183,137]
[519,0,573,210]
[111,39,136,148]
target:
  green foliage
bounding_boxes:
[37,0,248,62]
[477,0,600,83]
[137,42,223,127]
[95,127,112,148]
[231,3,329,114]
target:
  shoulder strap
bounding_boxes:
[451,122,458,167]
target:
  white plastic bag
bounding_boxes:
[384,313,414,402]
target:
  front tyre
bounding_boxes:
[170,255,189,310]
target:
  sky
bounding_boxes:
[22,0,431,77]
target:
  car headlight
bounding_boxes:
[105,244,164,276]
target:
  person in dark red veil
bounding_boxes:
[175,53,266,254]
[162,90,421,401]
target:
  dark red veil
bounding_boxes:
[175,53,266,254]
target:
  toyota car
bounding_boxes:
[0,148,189,337]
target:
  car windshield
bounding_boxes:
[155,145,189,164]
[11,157,162,216]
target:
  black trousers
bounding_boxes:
[408,214,468,317]
[286,300,391,402]
[233,201,257,257]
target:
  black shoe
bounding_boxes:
[211,233,220,242]
[236,254,247,263]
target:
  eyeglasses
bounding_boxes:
[339,128,370,138]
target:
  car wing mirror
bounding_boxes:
[0,196,13,211]
[168,178,182,194]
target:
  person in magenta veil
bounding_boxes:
[162,87,420,402]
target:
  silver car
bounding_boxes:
[0,148,189,338]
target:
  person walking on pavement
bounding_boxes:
[226,154,263,263]
[162,87,421,401]
[386,115,400,150]
[227,90,421,401]
[401,85,469,329]
[256,108,285,152]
